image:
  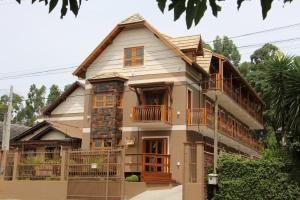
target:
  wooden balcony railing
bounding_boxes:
[204,74,263,124]
[132,105,173,123]
[186,108,264,152]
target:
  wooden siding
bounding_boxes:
[40,130,67,141]
[85,27,186,79]
[51,87,85,115]
[195,49,212,73]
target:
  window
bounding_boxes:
[124,47,144,66]
[94,93,115,108]
[92,139,112,150]
[45,147,56,160]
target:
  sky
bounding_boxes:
[0,0,300,97]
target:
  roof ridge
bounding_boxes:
[119,13,145,25]
[171,34,201,39]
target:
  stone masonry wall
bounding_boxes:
[91,81,124,145]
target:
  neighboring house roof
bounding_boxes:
[42,81,84,115]
[11,120,83,142]
[73,13,206,78]
[0,122,29,142]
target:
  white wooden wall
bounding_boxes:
[51,87,85,115]
[86,27,186,79]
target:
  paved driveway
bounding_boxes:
[131,185,182,200]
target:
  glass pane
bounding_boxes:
[125,48,132,59]
[125,60,132,66]
[136,47,143,58]
[151,142,156,153]
[157,166,162,172]
[157,141,162,154]
[96,102,104,107]
[97,95,103,100]
[157,157,162,164]
[95,139,101,147]
[145,141,150,153]
[104,140,112,147]
[135,59,143,65]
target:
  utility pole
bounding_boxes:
[213,95,219,174]
[1,86,13,151]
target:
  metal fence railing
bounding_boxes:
[0,148,125,182]
[18,151,61,180]
[67,149,124,180]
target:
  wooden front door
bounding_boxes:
[142,138,168,173]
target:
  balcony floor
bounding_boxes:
[187,125,261,157]
[205,90,263,129]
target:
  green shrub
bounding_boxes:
[125,175,139,182]
[22,156,44,165]
[215,153,300,200]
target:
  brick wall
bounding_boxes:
[91,80,124,145]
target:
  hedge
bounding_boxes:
[215,153,300,200]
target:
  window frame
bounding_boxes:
[93,93,116,108]
[91,139,113,150]
[124,46,144,67]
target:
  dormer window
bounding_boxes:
[124,46,144,66]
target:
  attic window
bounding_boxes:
[124,47,144,66]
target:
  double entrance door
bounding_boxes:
[142,138,169,173]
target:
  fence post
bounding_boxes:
[183,143,191,200]
[183,143,191,184]
[60,150,67,181]
[0,150,8,181]
[196,142,205,200]
[12,151,19,181]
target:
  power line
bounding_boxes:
[206,22,300,43]
[237,37,300,49]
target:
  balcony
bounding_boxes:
[204,73,263,129]
[131,105,173,128]
[186,108,263,152]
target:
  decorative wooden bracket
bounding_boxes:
[134,88,142,105]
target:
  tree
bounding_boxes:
[237,44,280,143]
[265,55,300,154]
[16,84,46,126]
[47,84,61,105]
[63,84,72,92]
[15,0,295,29]
[0,93,24,123]
[239,61,250,77]
[213,36,241,66]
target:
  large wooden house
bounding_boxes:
[14,14,264,186]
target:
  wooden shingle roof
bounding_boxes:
[119,13,145,25]
[168,35,201,50]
